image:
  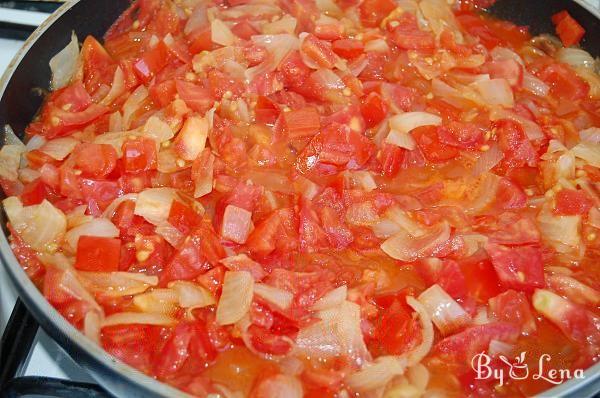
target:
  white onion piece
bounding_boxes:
[252,374,303,398]
[522,72,550,97]
[102,312,177,327]
[25,134,46,151]
[4,198,66,251]
[40,137,79,161]
[372,219,403,239]
[417,284,471,335]
[489,108,544,141]
[194,150,214,198]
[385,206,424,236]
[184,3,208,35]
[102,193,138,219]
[580,127,600,144]
[65,218,119,250]
[547,274,600,307]
[211,19,235,46]
[557,47,596,69]
[133,288,180,314]
[488,339,514,357]
[49,31,79,90]
[143,116,174,144]
[405,296,434,365]
[155,222,184,248]
[254,283,294,310]
[79,271,158,297]
[174,115,208,161]
[346,356,407,392]
[246,34,299,82]
[311,285,347,311]
[294,176,320,200]
[537,206,581,254]
[381,222,449,262]
[122,85,148,130]
[168,280,215,308]
[386,129,416,150]
[471,78,514,107]
[100,67,125,106]
[216,271,254,325]
[473,144,503,176]
[0,145,25,181]
[364,39,389,53]
[571,142,600,167]
[490,47,524,65]
[312,68,345,90]
[134,188,177,225]
[316,0,342,15]
[84,311,102,344]
[262,15,297,35]
[389,112,442,135]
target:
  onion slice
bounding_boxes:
[216,271,254,325]
[102,312,177,327]
[49,31,79,90]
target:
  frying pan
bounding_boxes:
[0,0,599,397]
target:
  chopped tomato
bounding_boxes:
[486,243,545,291]
[539,63,590,101]
[390,13,435,50]
[412,125,459,163]
[20,179,51,206]
[372,299,421,355]
[554,188,594,215]
[167,200,203,236]
[437,121,484,149]
[133,41,171,83]
[488,289,536,334]
[75,236,121,272]
[81,36,116,95]
[495,177,527,209]
[552,10,585,47]
[332,39,364,59]
[301,34,338,69]
[359,0,396,27]
[74,143,118,178]
[175,80,214,114]
[122,137,158,173]
[360,92,387,128]
[282,107,321,138]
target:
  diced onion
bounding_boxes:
[571,142,600,167]
[405,296,434,365]
[312,68,345,90]
[4,124,23,146]
[174,115,208,161]
[143,116,174,144]
[100,67,125,106]
[522,72,550,97]
[471,78,514,108]
[547,274,600,307]
[386,129,416,150]
[168,280,216,308]
[385,206,424,236]
[79,272,158,297]
[65,218,119,250]
[417,284,471,335]
[580,127,600,144]
[246,35,299,82]
[364,39,389,53]
[40,137,79,161]
[49,31,79,90]
[389,112,442,135]
[133,288,180,314]
[252,374,303,398]
[122,86,148,129]
[216,271,254,325]
[381,222,449,262]
[345,356,407,392]
[102,312,177,327]
[473,144,503,175]
[537,205,581,254]
[556,48,596,69]
[0,145,25,181]
[262,15,297,35]
[84,311,102,344]
[4,198,66,251]
[185,3,208,35]
[221,205,253,244]
[311,285,347,311]
[134,188,177,225]
[25,134,46,151]
[211,19,236,46]
[254,283,294,310]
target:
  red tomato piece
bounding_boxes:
[122,137,158,173]
[175,80,214,114]
[360,92,387,128]
[379,143,404,178]
[485,243,545,291]
[488,289,536,334]
[81,36,116,95]
[390,13,435,50]
[20,179,51,206]
[248,325,294,355]
[167,200,203,236]
[485,59,523,86]
[495,177,527,210]
[74,143,118,178]
[359,0,396,27]
[373,299,422,355]
[75,236,121,272]
[133,41,171,83]
[301,34,338,69]
[539,63,590,101]
[231,20,259,40]
[282,107,321,138]
[149,79,178,108]
[332,39,364,59]
[437,121,484,149]
[494,119,537,169]
[418,259,468,300]
[412,125,459,163]
[554,188,594,215]
[552,10,585,47]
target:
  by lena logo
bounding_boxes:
[471,351,585,387]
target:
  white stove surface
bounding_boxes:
[0,0,599,391]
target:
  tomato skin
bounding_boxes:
[167,200,203,236]
[554,188,593,215]
[538,63,590,101]
[332,39,364,59]
[75,236,121,272]
[552,10,585,47]
[488,289,536,334]
[301,34,338,69]
[74,143,118,178]
[133,41,171,83]
[122,137,158,173]
[360,92,387,128]
[412,125,459,163]
[486,244,545,292]
[359,0,396,27]
[81,36,116,95]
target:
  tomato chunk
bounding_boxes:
[552,10,585,47]
[75,236,121,272]
[122,137,158,173]
[485,243,545,291]
[554,188,593,215]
